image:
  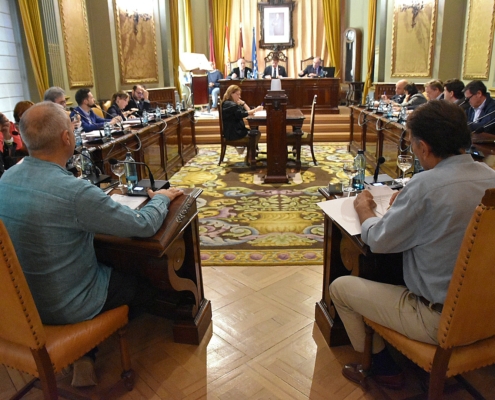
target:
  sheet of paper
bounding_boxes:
[317,186,395,236]
[111,194,146,210]
[317,197,362,236]
[253,110,267,117]
[121,119,142,125]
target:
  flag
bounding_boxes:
[237,27,244,59]
[208,26,216,64]
[252,27,258,79]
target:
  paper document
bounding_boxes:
[121,119,142,125]
[253,110,267,117]
[111,194,146,210]
[317,185,395,236]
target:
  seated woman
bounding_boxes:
[221,85,263,141]
[106,91,136,121]
[397,84,427,110]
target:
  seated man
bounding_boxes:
[208,61,224,111]
[229,58,252,79]
[424,79,444,100]
[381,79,408,104]
[464,80,495,134]
[0,101,183,386]
[298,57,322,77]
[443,78,469,110]
[330,100,495,390]
[124,85,152,116]
[263,56,287,79]
[44,86,81,130]
[70,88,120,132]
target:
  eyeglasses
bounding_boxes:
[465,95,474,102]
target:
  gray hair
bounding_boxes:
[43,86,66,102]
[19,101,71,152]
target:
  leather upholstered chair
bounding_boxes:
[217,101,257,166]
[300,56,324,72]
[0,220,134,400]
[286,94,318,165]
[362,188,495,400]
[264,51,288,71]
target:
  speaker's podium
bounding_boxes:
[94,188,211,345]
[180,52,211,109]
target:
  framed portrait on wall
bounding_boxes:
[258,1,295,49]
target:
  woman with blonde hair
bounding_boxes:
[221,85,263,141]
[107,91,136,120]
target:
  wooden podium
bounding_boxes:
[94,188,211,345]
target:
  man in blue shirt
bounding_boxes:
[70,88,121,132]
[0,101,183,386]
[330,101,495,390]
[208,61,223,111]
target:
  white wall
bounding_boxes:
[0,0,26,120]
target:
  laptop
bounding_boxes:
[322,67,335,77]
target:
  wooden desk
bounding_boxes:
[88,110,197,181]
[349,105,408,178]
[315,188,403,347]
[94,188,212,345]
[219,78,340,114]
[247,109,305,182]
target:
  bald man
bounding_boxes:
[0,101,183,387]
[382,79,408,104]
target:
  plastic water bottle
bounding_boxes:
[352,150,366,190]
[103,122,112,141]
[413,156,424,174]
[74,127,83,147]
[176,102,181,113]
[124,152,138,190]
[155,106,161,121]
[399,106,407,123]
[247,71,252,79]
[80,147,93,177]
[142,110,149,126]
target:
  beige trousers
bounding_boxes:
[329,276,441,353]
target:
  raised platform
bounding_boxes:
[194,106,351,145]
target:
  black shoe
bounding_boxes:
[342,363,405,390]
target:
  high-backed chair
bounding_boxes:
[217,101,257,166]
[300,56,324,72]
[286,95,318,165]
[92,105,105,119]
[361,188,495,400]
[264,51,288,71]
[191,69,209,109]
[0,220,134,400]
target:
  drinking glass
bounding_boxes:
[111,163,126,192]
[396,155,413,185]
[342,162,358,192]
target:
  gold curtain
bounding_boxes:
[228,0,328,78]
[322,0,341,78]
[363,0,377,101]
[169,0,181,96]
[181,0,194,52]
[18,0,49,99]
[212,0,231,77]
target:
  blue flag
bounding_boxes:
[252,27,258,79]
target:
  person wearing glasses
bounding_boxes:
[464,80,495,134]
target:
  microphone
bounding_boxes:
[373,156,386,183]
[108,158,170,194]
[467,108,495,126]
[73,149,111,186]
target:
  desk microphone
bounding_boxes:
[108,158,170,192]
[467,108,495,126]
[373,156,386,183]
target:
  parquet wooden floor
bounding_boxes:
[1,266,494,399]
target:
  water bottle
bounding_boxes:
[413,155,424,174]
[176,102,181,113]
[155,106,161,121]
[124,152,138,190]
[80,147,93,177]
[103,122,112,141]
[247,71,252,79]
[352,150,366,190]
[399,106,407,123]
[142,110,149,126]
[74,127,83,147]
[378,99,385,113]
[174,90,180,105]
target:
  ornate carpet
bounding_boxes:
[168,144,353,266]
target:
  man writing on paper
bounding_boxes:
[330,101,495,390]
[0,102,183,387]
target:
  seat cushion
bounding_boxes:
[0,306,128,376]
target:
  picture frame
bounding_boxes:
[258,1,295,50]
[391,0,437,77]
